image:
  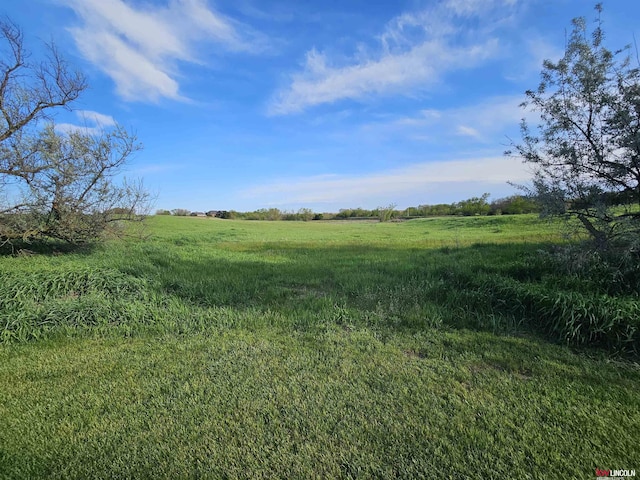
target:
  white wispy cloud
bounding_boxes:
[61,0,260,102]
[55,110,118,135]
[456,125,483,140]
[269,0,520,115]
[358,94,538,144]
[242,156,531,207]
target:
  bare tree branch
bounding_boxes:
[0,18,148,248]
[0,19,87,144]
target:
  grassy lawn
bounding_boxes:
[0,215,638,479]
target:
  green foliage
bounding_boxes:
[376,203,397,222]
[509,4,640,251]
[282,208,316,221]
[297,207,314,221]
[423,203,456,216]
[241,208,283,220]
[161,194,544,222]
[455,193,491,216]
[402,195,537,218]
[402,206,422,217]
[490,195,540,215]
[171,209,190,216]
[335,207,376,219]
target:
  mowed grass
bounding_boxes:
[0,215,639,479]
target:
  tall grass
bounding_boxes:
[1,214,637,354]
[1,215,639,478]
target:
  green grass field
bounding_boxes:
[1,215,638,479]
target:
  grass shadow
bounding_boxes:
[0,238,98,257]
[118,241,543,329]
[113,239,638,357]
[3,230,637,357]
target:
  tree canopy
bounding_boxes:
[0,19,148,249]
[508,4,640,252]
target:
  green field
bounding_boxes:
[1,215,638,479]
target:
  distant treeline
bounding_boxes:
[156,194,540,221]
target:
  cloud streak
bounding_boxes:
[55,110,118,135]
[359,95,537,144]
[269,0,519,115]
[242,156,531,207]
[62,0,259,102]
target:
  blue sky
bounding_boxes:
[4,0,640,212]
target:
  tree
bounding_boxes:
[0,19,147,248]
[297,207,314,221]
[455,193,491,216]
[377,203,397,222]
[507,4,640,251]
[216,210,235,219]
[171,209,190,216]
[490,195,539,215]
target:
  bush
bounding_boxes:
[215,211,235,219]
[490,196,539,215]
[171,209,190,217]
